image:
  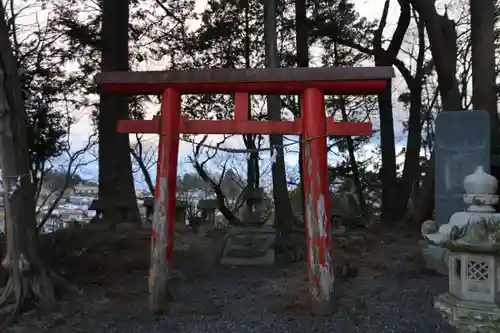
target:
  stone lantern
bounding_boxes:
[422,166,500,332]
[241,186,265,225]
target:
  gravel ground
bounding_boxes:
[41,237,454,333]
[5,230,455,333]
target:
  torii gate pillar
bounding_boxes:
[302,88,334,311]
[149,88,180,312]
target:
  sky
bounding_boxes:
[80,0,404,186]
[18,0,439,187]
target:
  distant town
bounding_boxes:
[0,180,223,234]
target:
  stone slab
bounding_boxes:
[423,110,490,275]
[220,225,276,266]
[220,249,275,266]
[435,110,490,227]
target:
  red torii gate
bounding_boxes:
[95,66,394,315]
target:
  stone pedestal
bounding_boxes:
[220,225,276,266]
[435,293,500,332]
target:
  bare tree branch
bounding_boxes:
[189,135,243,225]
[37,132,97,232]
[130,133,156,195]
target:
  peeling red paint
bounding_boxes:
[302,89,336,304]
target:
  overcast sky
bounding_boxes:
[62,0,413,184]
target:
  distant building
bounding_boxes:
[135,189,150,199]
[74,184,98,196]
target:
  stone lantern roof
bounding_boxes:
[422,166,500,248]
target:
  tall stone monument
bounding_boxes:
[422,110,490,275]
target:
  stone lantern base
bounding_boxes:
[435,293,500,332]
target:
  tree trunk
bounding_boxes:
[470,0,499,137]
[243,0,260,216]
[396,15,425,219]
[398,84,423,217]
[0,2,62,314]
[99,0,141,226]
[264,0,295,233]
[374,0,410,225]
[471,0,500,208]
[295,0,308,224]
[332,42,367,214]
[410,0,462,224]
[339,96,367,214]
[376,82,398,224]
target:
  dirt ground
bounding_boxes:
[0,225,453,333]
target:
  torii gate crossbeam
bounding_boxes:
[95,66,394,315]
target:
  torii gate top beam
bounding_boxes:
[94,66,394,95]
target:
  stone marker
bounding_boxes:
[220,225,276,266]
[435,110,490,226]
[422,110,490,275]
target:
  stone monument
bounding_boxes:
[220,224,276,266]
[422,110,490,275]
[422,166,500,332]
[220,187,276,266]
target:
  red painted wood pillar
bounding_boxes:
[154,142,162,200]
[301,88,335,315]
[149,88,181,313]
[162,89,181,262]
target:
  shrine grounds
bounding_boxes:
[2,225,454,333]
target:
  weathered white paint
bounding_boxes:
[316,192,334,300]
[316,193,327,237]
[149,176,169,313]
[317,252,335,300]
[304,143,335,303]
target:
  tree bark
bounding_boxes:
[397,14,425,219]
[0,2,58,314]
[471,0,500,209]
[410,0,462,224]
[339,96,367,214]
[295,0,308,224]
[99,0,141,226]
[398,84,423,217]
[264,0,295,233]
[243,0,260,217]
[317,1,423,221]
[470,0,499,137]
[374,0,410,225]
[332,42,367,214]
